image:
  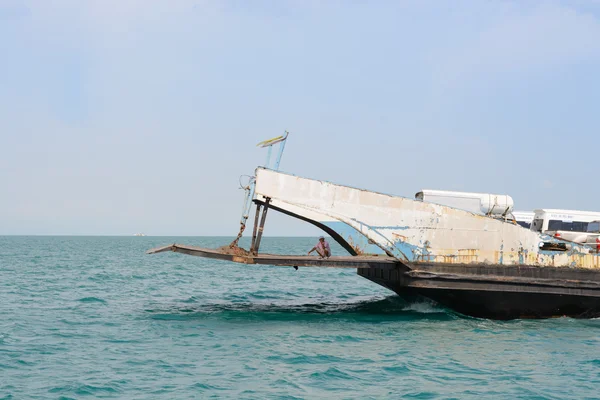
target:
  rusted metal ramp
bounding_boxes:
[147,243,600,318]
[147,244,401,270]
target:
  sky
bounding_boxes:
[1,0,600,236]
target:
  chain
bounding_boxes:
[229,223,246,248]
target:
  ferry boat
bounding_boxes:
[148,133,600,319]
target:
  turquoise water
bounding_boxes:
[1,236,599,399]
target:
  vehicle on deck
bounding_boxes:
[512,211,534,229]
[531,209,600,244]
[585,220,600,251]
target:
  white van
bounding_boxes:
[513,211,534,229]
[530,209,600,243]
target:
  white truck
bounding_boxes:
[530,209,600,245]
[512,211,535,229]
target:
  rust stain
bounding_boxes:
[457,249,479,263]
[392,232,408,241]
[346,235,365,255]
[232,255,252,264]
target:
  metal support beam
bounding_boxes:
[265,146,273,168]
[254,198,270,254]
[273,131,288,170]
[250,203,262,254]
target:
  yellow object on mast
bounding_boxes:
[256,135,285,148]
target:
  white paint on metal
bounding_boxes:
[254,168,600,270]
[415,189,514,216]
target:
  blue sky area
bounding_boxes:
[1,0,600,236]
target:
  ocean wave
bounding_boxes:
[77,297,107,304]
[146,296,456,322]
[6,236,599,399]
[48,383,121,396]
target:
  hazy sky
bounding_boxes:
[2,0,600,236]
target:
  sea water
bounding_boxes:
[1,236,599,399]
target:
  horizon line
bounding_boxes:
[0,234,328,238]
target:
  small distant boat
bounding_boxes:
[133,233,146,237]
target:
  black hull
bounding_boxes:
[394,288,600,319]
[359,262,600,320]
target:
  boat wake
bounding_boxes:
[146,295,457,322]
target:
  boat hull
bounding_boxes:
[359,263,600,319]
[401,289,600,319]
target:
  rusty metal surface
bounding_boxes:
[228,222,246,249]
[253,168,600,270]
[249,204,262,253]
[146,243,400,269]
[253,198,270,254]
[358,266,600,319]
[147,244,177,254]
[405,270,600,290]
[358,265,600,298]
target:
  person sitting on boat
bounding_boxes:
[308,236,331,258]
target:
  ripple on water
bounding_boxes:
[145,297,457,324]
[2,236,600,399]
[77,297,107,304]
[48,383,121,396]
[309,367,356,381]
